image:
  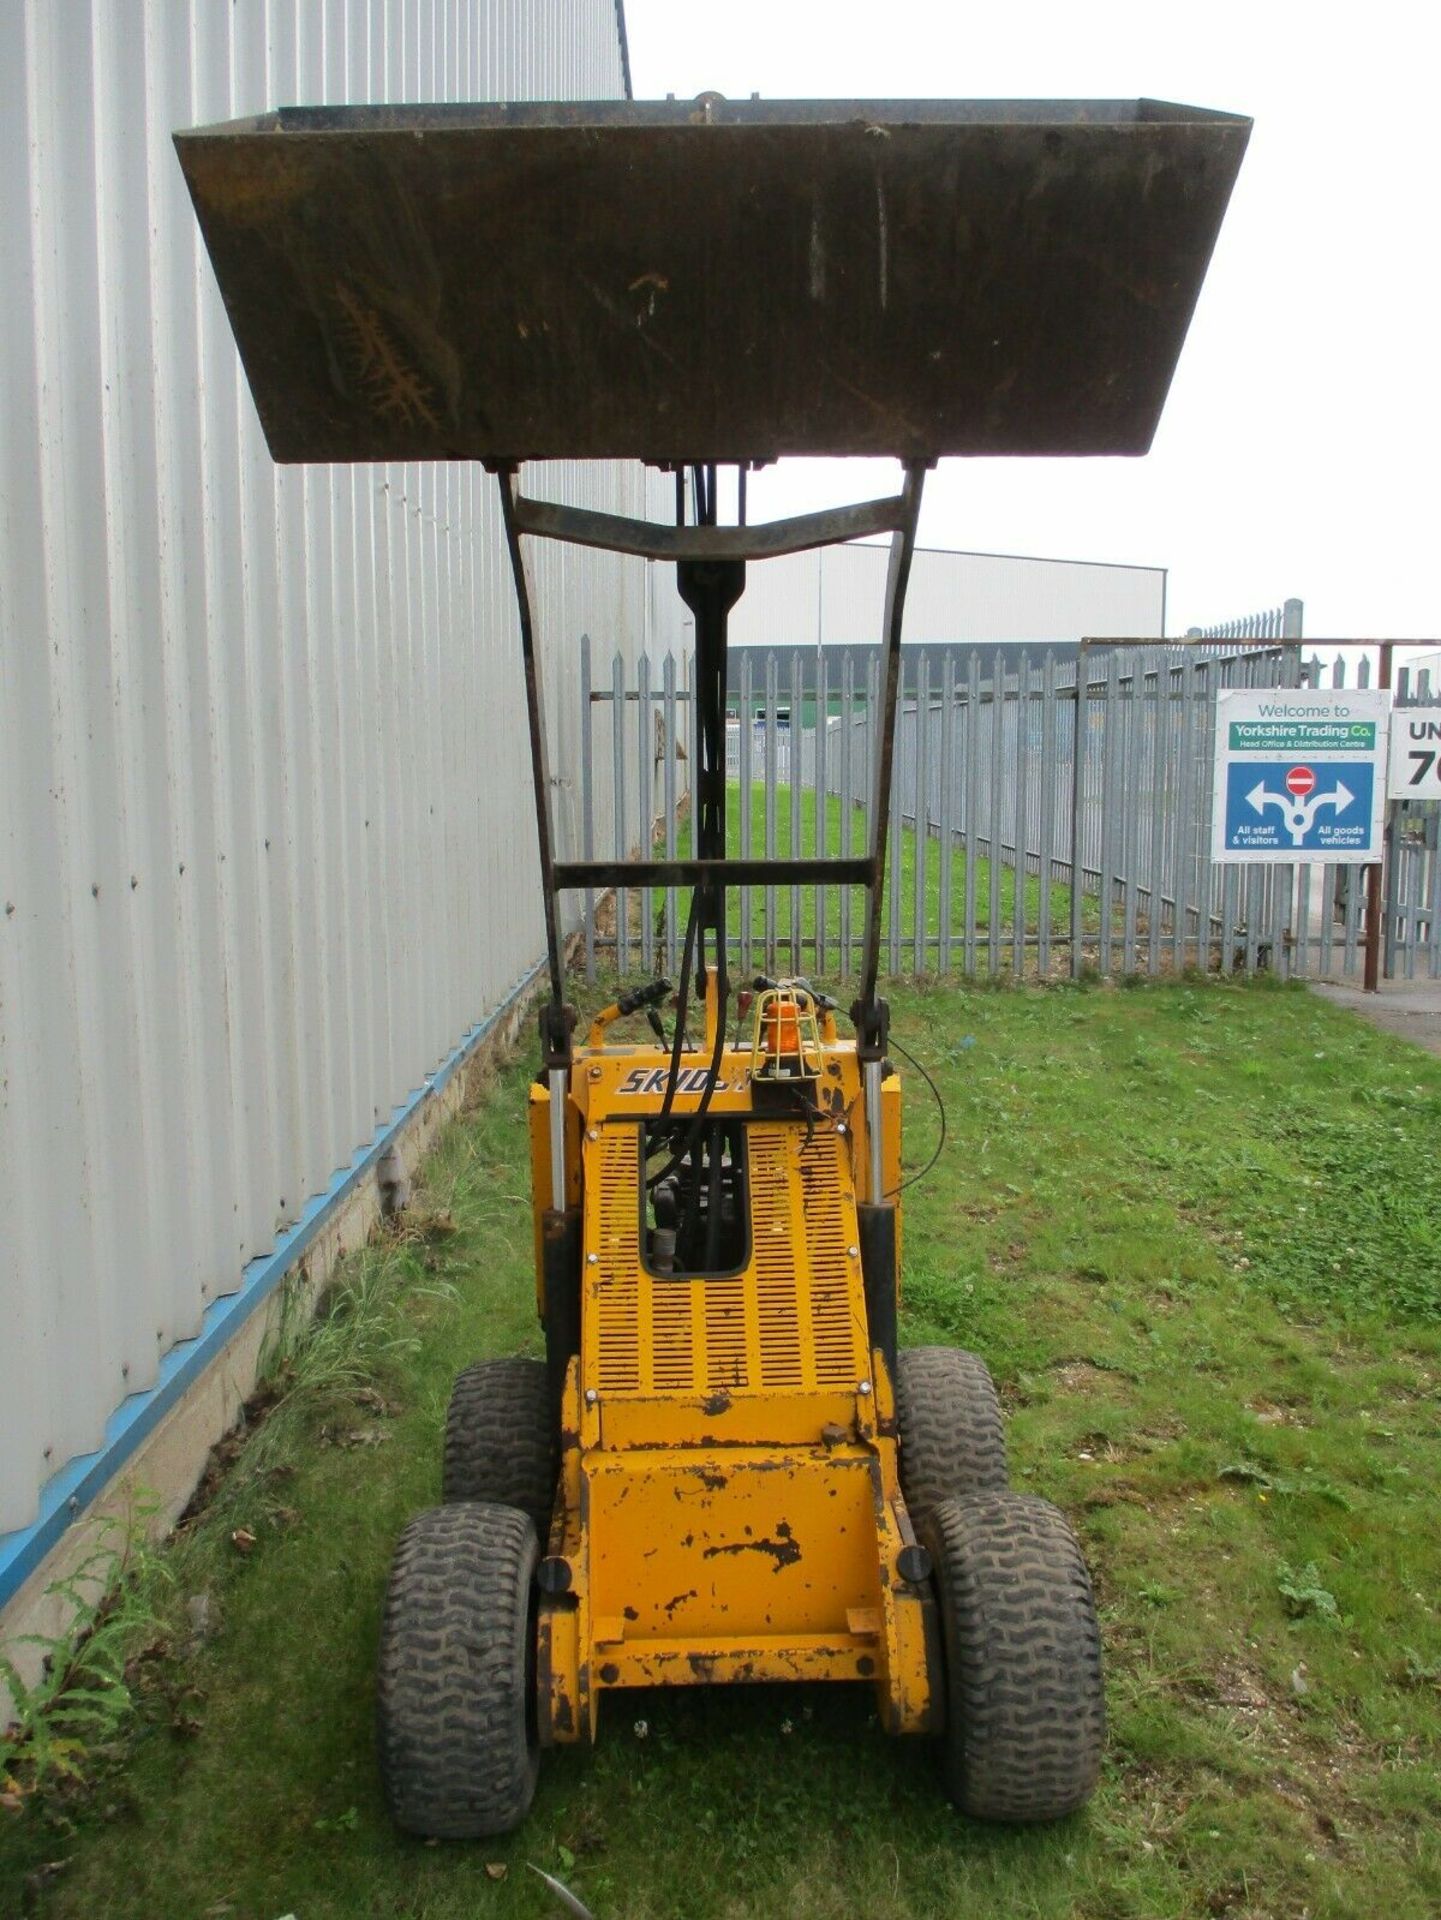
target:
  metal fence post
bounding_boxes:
[1120,650,1140,974]
[612,647,628,977]
[1037,650,1056,976]
[986,649,1003,976]
[662,648,678,977]
[1170,651,1192,972]
[638,647,653,977]
[839,652,853,979]
[1012,650,1030,976]
[915,648,930,972]
[1364,642,1394,990]
[581,631,595,981]
[739,648,753,978]
[790,649,803,975]
[764,651,778,972]
[888,651,902,978]
[939,648,956,973]
[816,646,829,977]
[1145,651,1166,975]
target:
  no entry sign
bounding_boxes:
[1212,688,1390,863]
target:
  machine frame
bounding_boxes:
[504,449,933,1742]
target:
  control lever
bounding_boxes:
[618,977,674,1017]
[586,977,674,1048]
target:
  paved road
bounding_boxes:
[1309,977,1441,1060]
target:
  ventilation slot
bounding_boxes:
[750,1128,805,1388]
[587,1118,863,1398]
[593,1126,641,1392]
[651,1280,696,1390]
[797,1134,858,1388]
[703,1277,750,1389]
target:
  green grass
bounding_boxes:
[657,782,1091,975]
[4,981,1441,1919]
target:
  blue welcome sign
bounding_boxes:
[1221,759,1374,854]
[1212,689,1390,864]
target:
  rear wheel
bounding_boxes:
[376,1502,539,1839]
[920,1491,1104,1822]
[896,1346,1008,1520]
[443,1356,556,1540]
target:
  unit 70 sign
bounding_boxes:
[1389,709,1441,799]
[1212,688,1391,864]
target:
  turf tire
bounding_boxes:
[376,1502,539,1839]
[921,1491,1104,1822]
[442,1356,556,1539]
[896,1346,1008,1519]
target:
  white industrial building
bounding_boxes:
[0,0,675,1665]
[728,540,1167,651]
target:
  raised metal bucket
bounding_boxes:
[175,96,1249,465]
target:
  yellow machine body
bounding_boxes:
[526,995,930,1742]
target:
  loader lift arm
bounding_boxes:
[496,457,926,1068]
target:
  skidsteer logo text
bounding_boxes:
[616,1067,738,1095]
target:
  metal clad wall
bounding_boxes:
[0,1,663,1535]
[728,543,1166,648]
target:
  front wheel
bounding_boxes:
[376,1502,539,1838]
[920,1491,1104,1822]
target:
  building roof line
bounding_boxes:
[844,538,1164,575]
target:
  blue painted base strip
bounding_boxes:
[0,959,545,1614]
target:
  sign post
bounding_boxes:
[1365,646,1393,991]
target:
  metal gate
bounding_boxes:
[577,637,1439,984]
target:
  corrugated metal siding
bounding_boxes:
[0,1,669,1534]
[728,543,1166,649]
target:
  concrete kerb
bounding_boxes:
[0,954,556,1721]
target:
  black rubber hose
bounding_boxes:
[652,888,700,1142]
[646,906,729,1198]
[669,910,729,1225]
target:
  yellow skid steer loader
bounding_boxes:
[177,92,1248,1833]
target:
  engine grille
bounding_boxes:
[589,1121,864,1397]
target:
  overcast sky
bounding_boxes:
[621,0,1439,651]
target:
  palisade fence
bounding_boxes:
[576,630,1439,985]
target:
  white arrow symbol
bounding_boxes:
[1313,778,1353,820]
[1246,779,1283,817]
[1245,779,1355,847]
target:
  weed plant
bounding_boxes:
[1,1512,168,1806]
